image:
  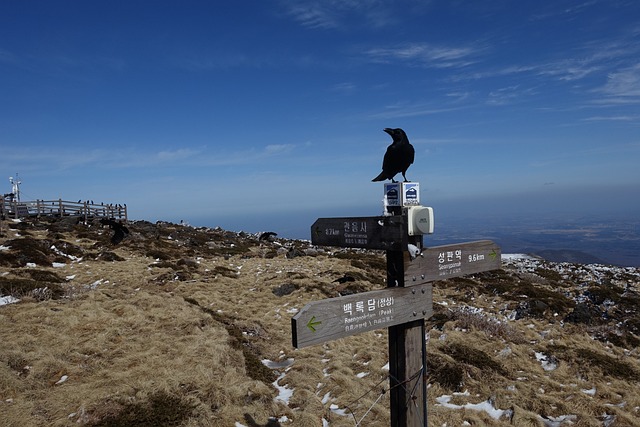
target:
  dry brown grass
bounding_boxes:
[1,218,640,426]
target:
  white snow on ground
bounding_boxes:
[0,295,20,306]
[54,375,69,385]
[261,358,295,404]
[261,358,294,370]
[329,404,349,416]
[539,414,577,426]
[501,253,538,261]
[535,352,558,371]
[581,387,596,396]
[435,393,506,419]
[51,245,82,262]
[86,279,103,290]
[272,373,293,404]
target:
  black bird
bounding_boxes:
[259,231,278,242]
[371,128,415,182]
[100,218,130,245]
[333,274,355,284]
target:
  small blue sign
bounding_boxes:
[384,183,400,206]
[404,183,419,205]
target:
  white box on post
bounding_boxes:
[407,206,434,235]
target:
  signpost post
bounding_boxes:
[292,186,502,426]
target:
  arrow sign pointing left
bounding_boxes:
[307,316,321,332]
[291,285,432,349]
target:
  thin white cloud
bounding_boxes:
[363,42,481,69]
[582,114,640,122]
[156,148,199,161]
[281,0,414,30]
[486,85,538,106]
[3,142,301,176]
[536,61,602,81]
[452,33,639,86]
[599,63,640,97]
[0,48,17,64]
[367,104,467,119]
[0,147,113,171]
[286,3,338,29]
[330,82,357,93]
[264,144,295,155]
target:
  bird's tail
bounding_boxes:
[371,172,386,182]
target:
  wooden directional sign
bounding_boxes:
[405,240,501,286]
[292,284,433,349]
[311,215,406,250]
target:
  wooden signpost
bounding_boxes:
[311,215,406,251]
[292,284,433,348]
[293,199,502,427]
[404,240,501,285]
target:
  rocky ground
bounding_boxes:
[1,216,639,426]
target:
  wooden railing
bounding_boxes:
[1,198,127,221]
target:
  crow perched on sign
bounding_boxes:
[372,128,415,182]
[100,218,129,245]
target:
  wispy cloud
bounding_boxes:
[1,147,113,172]
[281,0,409,30]
[452,33,639,87]
[263,144,295,155]
[486,85,538,106]
[330,82,357,93]
[0,48,17,64]
[3,142,300,175]
[366,103,468,119]
[155,148,200,162]
[599,63,640,98]
[363,42,481,68]
[285,2,338,29]
[582,114,640,122]
[175,53,270,71]
[529,0,600,21]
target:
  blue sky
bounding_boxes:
[2,1,639,237]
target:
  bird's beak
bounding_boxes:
[383,128,392,134]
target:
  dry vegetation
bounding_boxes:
[1,216,639,426]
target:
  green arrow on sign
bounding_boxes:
[307,316,322,332]
[489,249,498,260]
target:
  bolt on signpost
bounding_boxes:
[292,182,502,427]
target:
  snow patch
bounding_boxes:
[435,394,507,420]
[0,295,20,306]
[535,352,558,371]
[329,404,349,416]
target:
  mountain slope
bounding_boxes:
[1,217,639,426]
